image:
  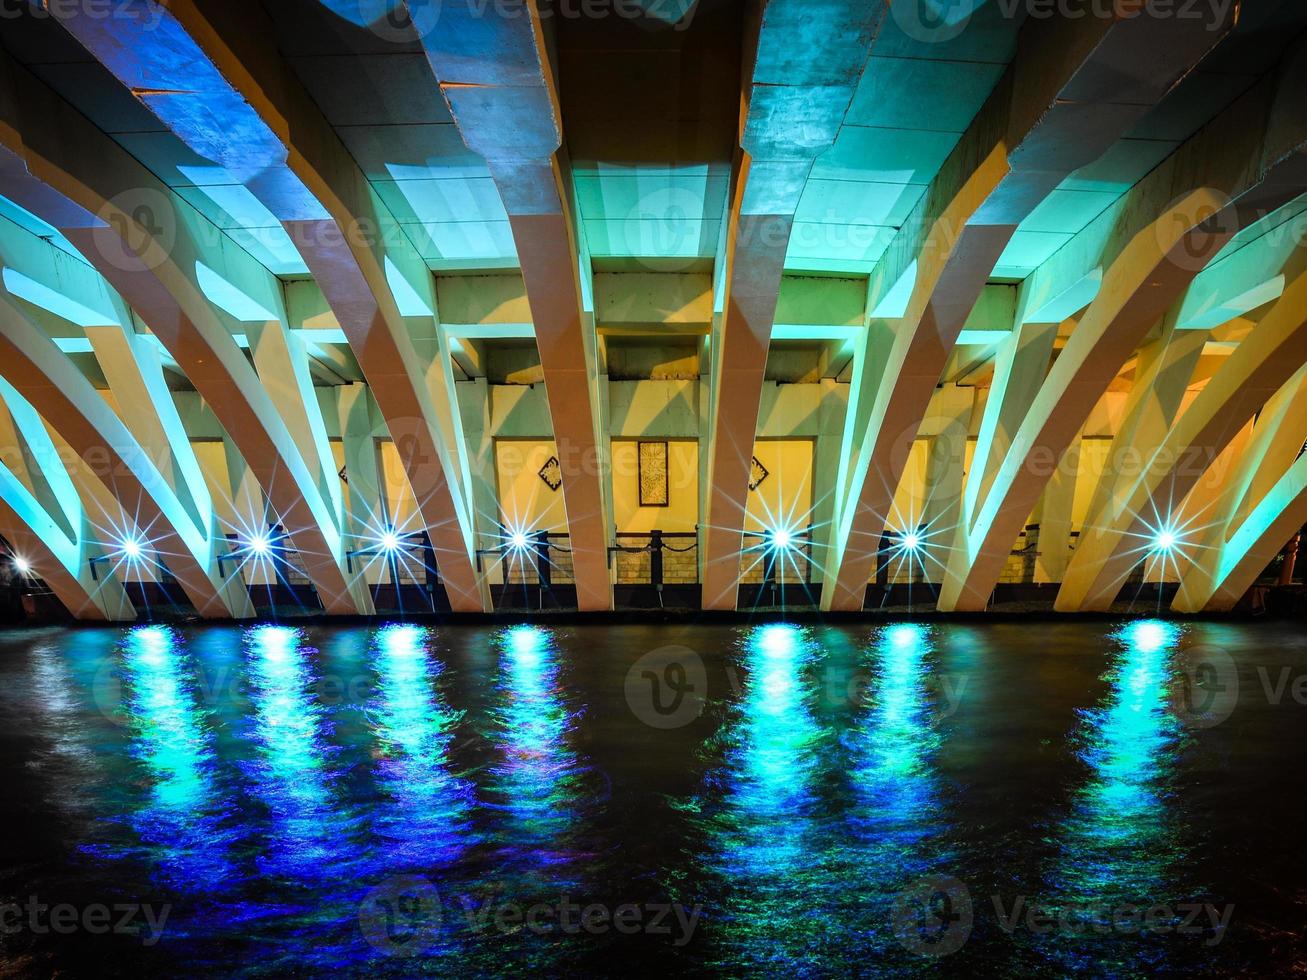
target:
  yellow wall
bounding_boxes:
[889,439,931,532]
[611,439,698,533]
[744,438,814,534]
[378,439,420,534]
[494,439,569,533]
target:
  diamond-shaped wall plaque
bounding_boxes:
[748,455,769,491]
[538,455,563,492]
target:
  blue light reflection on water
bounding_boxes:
[4,619,1276,975]
[485,625,588,876]
[367,624,476,872]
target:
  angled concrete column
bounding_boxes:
[1055,250,1307,611]
[244,321,344,534]
[337,383,386,546]
[701,205,793,608]
[0,62,370,614]
[85,324,212,537]
[920,387,975,576]
[702,0,891,610]
[964,321,1060,530]
[1073,321,1206,548]
[939,49,1307,612]
[0,290,253,618]
[1034,435,1081,584]
[824,7,1234,611]
[1174,368,1307,612]
[410,1,613,610]
[56,0,485,611]
[1055,317,1207,608]
[0,389,133,620]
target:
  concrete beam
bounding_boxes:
[0,281,254,618]
[0,386,133,620]
[1059,252,1307,610]
[701,0,891,610]
[0,56,370,614]
[823,4,1234,611]
[411,0,614,610]
[940,44,1307,611]
[1054,314,1207,608]
[62,0,486,611]
[1173,366,1307,612]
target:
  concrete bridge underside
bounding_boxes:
[0,0,1304,619]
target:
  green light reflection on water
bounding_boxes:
[698,624,833,971]
[1038,619,1190,972]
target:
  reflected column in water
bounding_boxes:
[1040,620,1191,969]
[485,626,588,876]
[695,624,832,972]
[117,625,235,891]
[242,625,361,883]
[846,623,949,872]
[368,624,476,871]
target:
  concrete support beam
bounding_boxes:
[920,387,975,578]
[1033,435,1080,584]
[0,387,133,620]
[59,0,485,611]
[701,0,890,610]
[410,0,614,610]
[0,287,253,618]
[964,321,1060,529]
[244,321,345,533]
[0,58,369,614]
[1174,367,1307,611]
[940,46,1307,611]
[1060,256,1307,610]
[1055,316,1207,607]
[823,4,1234,611]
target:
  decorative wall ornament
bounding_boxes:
[748,455,769,491]
[638,441,669,507]
[538,455,563,492]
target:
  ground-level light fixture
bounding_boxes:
[245,532,272,557]
[766,526,795,552]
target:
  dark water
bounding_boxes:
[0,619,1305,977]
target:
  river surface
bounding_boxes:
[0,619,1304,977]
